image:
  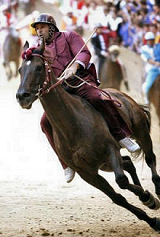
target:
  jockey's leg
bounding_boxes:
[75,82,129,140]
[98,56,106,79]
[74,82,140,153]
[142,68,160,105]
[40,113,67,168]
[40,113,75,183]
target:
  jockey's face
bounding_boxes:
[35,23,50,41]
[146,39,155,47]
[96,27,103,34]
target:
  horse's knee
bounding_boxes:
[116,174,129,189]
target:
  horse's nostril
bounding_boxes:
[16,92,31,101]
[23,93,30,98]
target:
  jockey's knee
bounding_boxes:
[86,92,102,105]
[40,113,51,133]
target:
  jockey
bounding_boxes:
[0,4,17,31]
[31,13,140,183]
[91,23,117,79]
[141,31,160,105]
[0,4,18,61]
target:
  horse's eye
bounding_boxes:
[36,65,42,72]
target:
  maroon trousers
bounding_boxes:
[40,78,131,170]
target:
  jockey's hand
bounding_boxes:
[64,62,80,80]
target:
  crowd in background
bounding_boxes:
[57,0,160,55]
[0,0,160,105]
[0,0,160,54]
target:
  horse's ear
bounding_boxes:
[38,37,45,54]
[23,41,29,51]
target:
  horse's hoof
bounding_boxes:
[152,218,160,233]
[142,192,160,210]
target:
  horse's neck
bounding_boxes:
[40,82,82,139]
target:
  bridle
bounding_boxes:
[24,53,122,107]
[30,53,87,97]
[29,53,64,97]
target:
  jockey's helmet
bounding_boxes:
[31,13,59,32]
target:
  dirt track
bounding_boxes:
[0,2,160,237]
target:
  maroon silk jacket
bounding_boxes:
[43,31,99,85]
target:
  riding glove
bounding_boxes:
[63,62,80,79]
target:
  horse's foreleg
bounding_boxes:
[4,63,12,80]
[77,170,160,232]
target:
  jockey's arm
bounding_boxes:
[147,58,160,67]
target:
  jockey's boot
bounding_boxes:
[142,82,150,106]
[143,92,150,106]
[64,167,75,183]
[119,137,140,153]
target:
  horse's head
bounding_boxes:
[16,39,46,109]
[108,45,120,62]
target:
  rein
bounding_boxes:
[24,52,121,106]
[30,54,121,107]
[31,53,64,96]
[22,47,121,106]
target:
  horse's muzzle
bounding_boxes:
[16,91,33,109]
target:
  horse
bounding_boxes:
[16,39,160,233]
[149,75,160,126]
[100,45,129,91]
[2,28,21,80]
[75,26,84,37]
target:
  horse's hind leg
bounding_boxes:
[132,112,160,199]
[78,170,160,232]
[145,149,160,199]
[111,150,160,210]
[122,155,160,209]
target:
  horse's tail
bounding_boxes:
[139,104,151,133]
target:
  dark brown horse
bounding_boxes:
[149,75,160,125]
[16,40,160,232]
[100,46,129,91]
[3,28,21,80]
